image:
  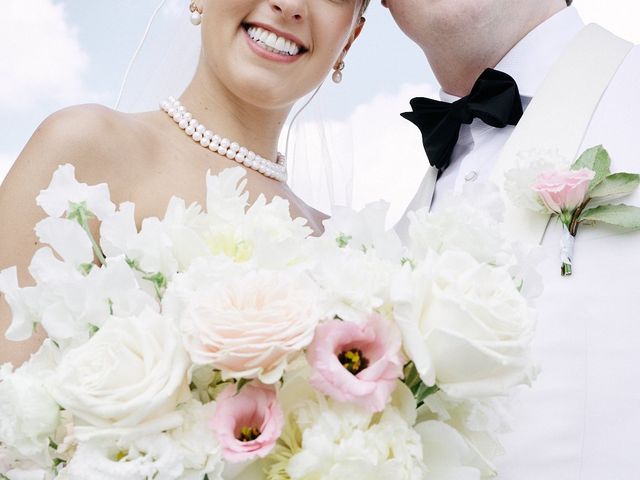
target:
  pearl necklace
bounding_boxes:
[160,97,287,182]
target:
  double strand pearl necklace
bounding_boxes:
[160,96,288,182]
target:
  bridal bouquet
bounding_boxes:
[0,165,539,480]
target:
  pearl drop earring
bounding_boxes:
[332,61,345,84]
[190,2,202,26]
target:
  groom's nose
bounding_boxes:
[269,0,307,22]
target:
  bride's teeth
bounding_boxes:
[246,24,302,56]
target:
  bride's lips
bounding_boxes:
[242,22,308,64]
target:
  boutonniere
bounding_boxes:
[507,145,640,276]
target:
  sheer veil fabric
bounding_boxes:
[115,0,356,215]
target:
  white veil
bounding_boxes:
[115,0,355,214]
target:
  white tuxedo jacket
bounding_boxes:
[409,7,640,480]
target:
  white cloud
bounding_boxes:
[0,0,92,110]
[0,152,17,185]
[575,1,640,43]
[285,83,439,225]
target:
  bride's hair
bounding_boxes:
[566,0,572,4]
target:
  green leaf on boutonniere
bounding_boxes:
[572,145,611,188]
[589,172,640,199]
[579,204,640,229]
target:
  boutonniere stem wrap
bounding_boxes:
[532,146,640,276]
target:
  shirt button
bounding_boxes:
[464,171,478,182]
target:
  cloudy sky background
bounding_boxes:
[1,0,639,218]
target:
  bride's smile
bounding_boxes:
[243,23,307,62]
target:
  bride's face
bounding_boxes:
[199,0,364,110]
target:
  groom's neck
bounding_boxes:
[424,1,566,97]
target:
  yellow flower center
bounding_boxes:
[338,348,369,375]
[239,426,262,442]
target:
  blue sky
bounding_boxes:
[1,0,638,214]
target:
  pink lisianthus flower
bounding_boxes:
[532,168,595,216]
[306,314,404,413]
[209,382,283,463]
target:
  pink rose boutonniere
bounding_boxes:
[532,146,640,275]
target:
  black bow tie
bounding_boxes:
[401,68,524,173]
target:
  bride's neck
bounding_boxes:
[178,67,289,161]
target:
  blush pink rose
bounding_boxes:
[306,314,404,413]
[209,382,283,463]
[180,270,320,384]
[532,168,595,214]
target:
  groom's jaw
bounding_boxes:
[384,0,567,97]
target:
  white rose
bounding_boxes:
[0,344,60,462]
[48,309,190,441]
[392,251,536,398]
[414,420,483,480]
[177,269,320,384]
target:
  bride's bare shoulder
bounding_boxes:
[14,104,145,178]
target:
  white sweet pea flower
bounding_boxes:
[323,201,404,262]
[36,164,115,220]
[100,203,178,280]
[34,218,93,268]
[391,251,536,398]
[205,167,249,222]
[48,309,190,442]
[0,267,40,342]
[161,197,209,271]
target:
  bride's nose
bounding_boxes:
[269,0,307,21]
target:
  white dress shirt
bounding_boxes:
[430,7,640,479]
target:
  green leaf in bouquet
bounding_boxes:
[403,361,440,406]
[588,172,640,199]
[142,272,168,300]
[235,378,251,396]
[571,145,611,188]
[579,204,640,229]
[336,232,352,248]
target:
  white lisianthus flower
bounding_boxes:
[391,251,536,398]
[35,164,115,220]
[177,268,321,384]
[0,357,59,462]
[503,148,570,213]
[309,245,399,324]
[169,400,224,480]
[48,309,190,442]
[286,403,426,480]
[407,182,511,267]
[62,435,184,480]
